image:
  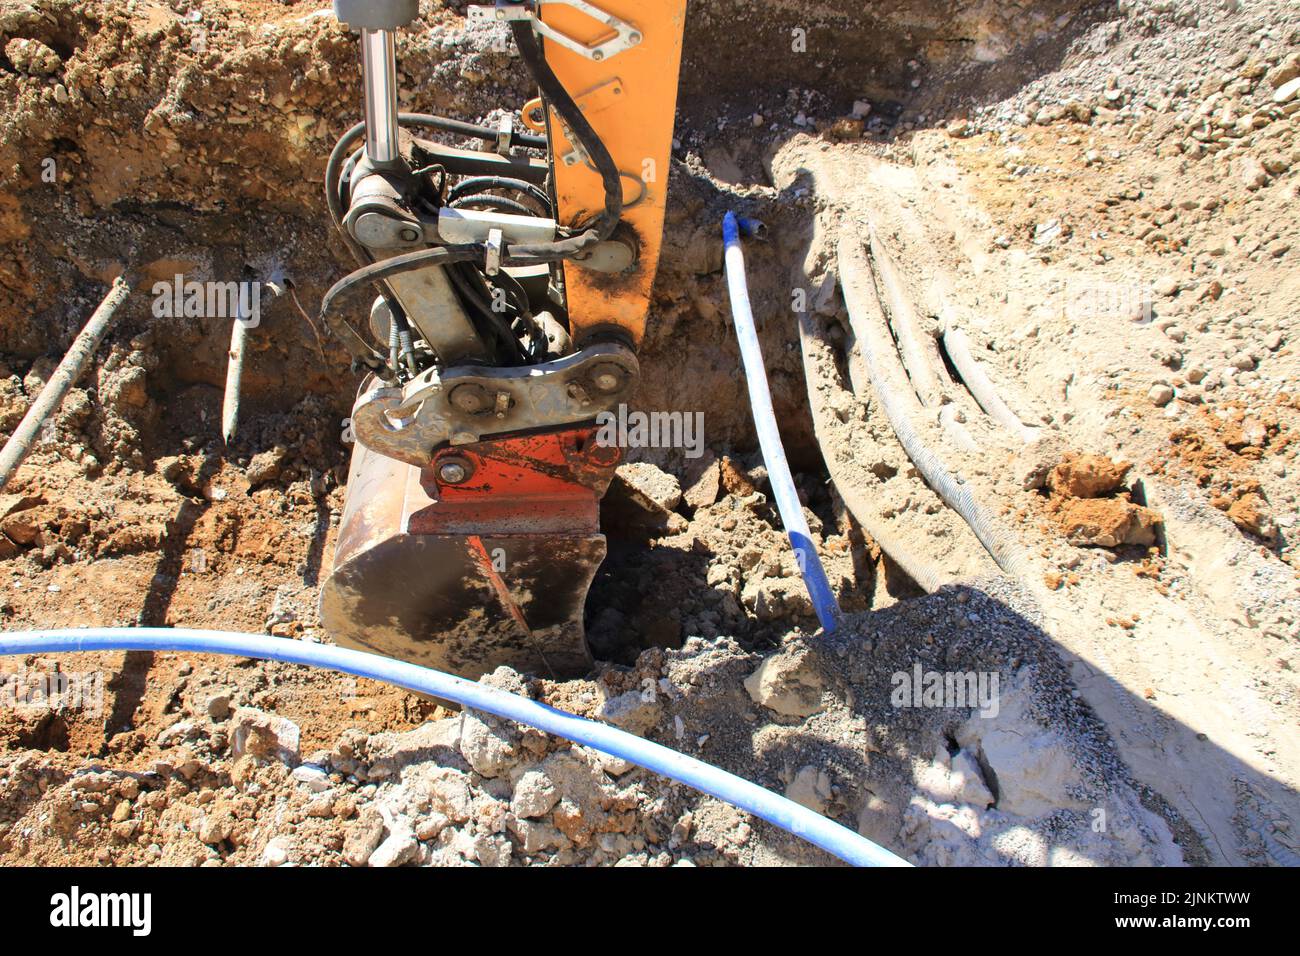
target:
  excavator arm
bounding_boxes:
[319,0,687,679]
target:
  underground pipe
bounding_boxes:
[939,316,1039,445]
[864,223,947,409]
[722,211,841,633]
[792,304,953,594]
[839,228,1031,580]
[221,312,248,446]
[0,276,131,492]
[0,628,910,868]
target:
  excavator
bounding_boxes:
[317,1,688,680]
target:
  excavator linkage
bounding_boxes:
[318,0,685,679]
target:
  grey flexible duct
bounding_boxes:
[865,223,978,451]
[838,227,1031,581]
[865,222,947,409]
[939,316,1039,445]
[793,306,953,593]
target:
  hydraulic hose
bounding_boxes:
[505,20,623,263]
[722,212,841,634]
[0,628,909,868]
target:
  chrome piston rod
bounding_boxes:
[360,28,400,165]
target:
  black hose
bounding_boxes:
[448,175,552,211]
[503,21,622,263]
[450,194,535,216]
[319,243,484,328]
[438,263,528,365]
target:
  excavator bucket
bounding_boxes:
[321,426,621,680]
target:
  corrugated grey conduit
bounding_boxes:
[792,303,953,593]
[838,227,1031,581]
[864,224,980,453]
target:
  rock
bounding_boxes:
[947,118,971,138]
[343,808,385,866]
[246,446,287,486]
[205,694,231,721]
[364,718,463,779]
[827,116,863,140]
[743,644,825,717]
[198,808,234,845]
[100,365,148,410]
[425,768,474,822]
[741,575,813,622]
[4,38,61,75]
[1056,497,1161,548]
[957,680,1088,817]
[1047,455,1132,498]
[1153,275,1180,297]
[0,510,42,546]
[1033,219,1062,245]
[368,823,418,868]
[1267,52,1300,90]
[230,707,300,765]
[510,770,559,819]
[785,765,832,813]
[414,813,450,841]
[616,462,682,511]
[1226,493,1276,541]
[950,750,995,806]
[680,450,721,511]
[508,816,566,854]
[1034,104,1067,125]
[605,465,688,536]
[1273,77,1300,104]
[597,690,661,735]
[156,720,196,747]
[1148,384,1175,406]
[291,764,330,792]
[262,836,292,866]
[459,711,519,778]
[1237,156,1268,190]
[471,832,513,867]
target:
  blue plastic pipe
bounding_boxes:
[0,628,909,867]
[722,211,840,633]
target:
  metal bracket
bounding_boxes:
[467,0,642,62]
[351,342,639,466]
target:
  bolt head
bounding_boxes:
[438,461,469,484]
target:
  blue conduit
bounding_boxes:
[722,211,840,633]
[0,628,910,867]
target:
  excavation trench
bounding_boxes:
[7,0,1277,869]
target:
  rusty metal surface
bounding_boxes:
[321,426,621,680]
[350,342,638,467]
